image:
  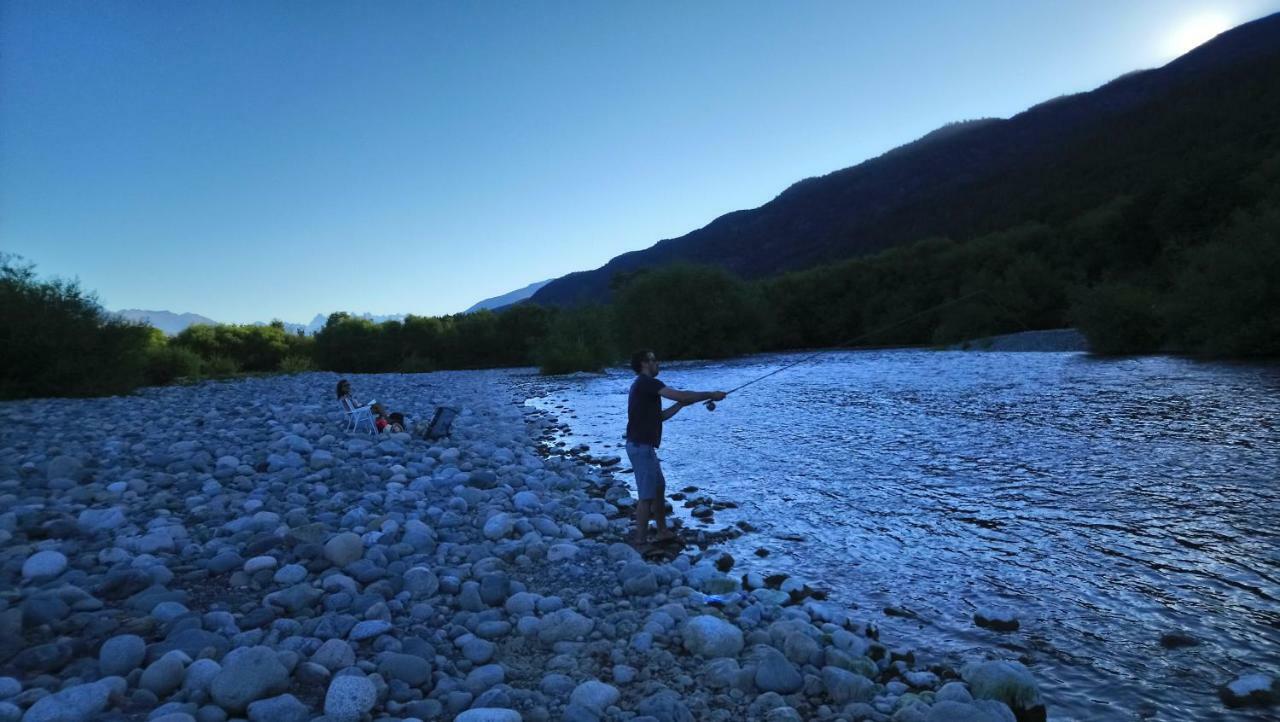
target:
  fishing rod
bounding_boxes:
[704,288,1013,409]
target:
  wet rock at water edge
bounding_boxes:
[974,606,1020,631]
[1159,631,1199,648]
[1219,673,1278,708]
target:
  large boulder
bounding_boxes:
[21,677,124,722]
[962,660,1046,722]
[682,615,744,658]
[1219,673,1278,708]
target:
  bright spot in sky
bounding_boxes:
[1162,11,1234,58]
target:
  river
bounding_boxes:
[524,350,1280,721]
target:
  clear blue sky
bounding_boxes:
[3,0,1278,323]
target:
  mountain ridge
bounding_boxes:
[530,12,1280,306]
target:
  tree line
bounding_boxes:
[3,153,1277,400]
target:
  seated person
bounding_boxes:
[386,412,407,433]
[371,403,389,433]
[336,379,372,413]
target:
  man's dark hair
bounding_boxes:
[631,349,655,374]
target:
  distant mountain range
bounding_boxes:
[115,309,220,335]
[529,12,1280,305]
[112,310,407,336]
[464,279,552,313]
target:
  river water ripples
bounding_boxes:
[526,350,1280,721]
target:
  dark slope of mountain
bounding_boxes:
[531,12,1280,306]
[464,279,552,313]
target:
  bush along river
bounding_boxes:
[525,350,1280,720]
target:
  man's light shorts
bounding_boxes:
[625,441,665,501]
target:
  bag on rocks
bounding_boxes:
[417,406,459,440]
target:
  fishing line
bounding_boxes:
[709,288,1025,406]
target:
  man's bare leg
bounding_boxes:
[653,479,675,541]
[633,500,652,545]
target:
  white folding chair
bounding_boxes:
[340,397,378,434]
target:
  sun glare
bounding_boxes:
[1163,12,1234,58]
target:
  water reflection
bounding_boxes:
[526,351,1280,721]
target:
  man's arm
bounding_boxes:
[659,387,728,404]
[661,401,690,421]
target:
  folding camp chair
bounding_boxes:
[341,398,378,434]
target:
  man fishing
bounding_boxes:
[626,349,727,547]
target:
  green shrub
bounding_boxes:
[201,355,241,378]
[1072,282,1166,355]
[613,264,766,360]
[1164,203,1280,356]
[146,345,204,385]
[535,306,617,374]
[279,354,317,374]
[399,354,437,373]
[0,254,153,399]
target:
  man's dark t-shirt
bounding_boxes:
[626,375,667,447]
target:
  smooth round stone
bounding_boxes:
[0,677,20,699]
[348,620,392,642]
[311,639,355,671]
[22,550,68,581]
[243,556,278,574]
[682,615,744,658]
[465,664,506,695]
[476,621,512,640]
[272,564,307,585]
[141,651,189,697]
[755,648,803,694]
[246,693,310,722]
[99,634,146,677]
[152,601,191,623]
[461,638,496,664]
[323,675,376,722]
[577,513,608,534]
[209,646,289,713]
[612,665,638,685]
[323,533,364,567]
[378,653,432,687]
[455,710,522,722]
[569,680,620,715]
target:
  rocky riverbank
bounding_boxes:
[1,370,1051,722]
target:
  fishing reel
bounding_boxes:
[704,400,717,411]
